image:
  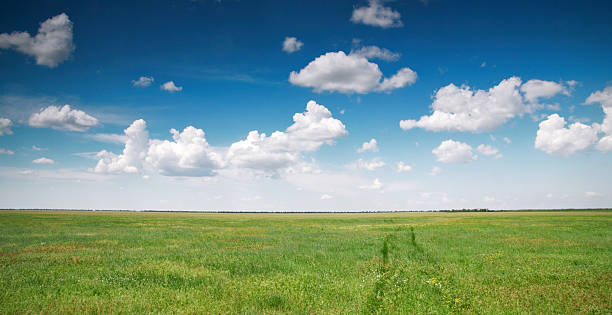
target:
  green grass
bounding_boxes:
[0,210,611,314]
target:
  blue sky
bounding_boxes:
[0,0,611,210]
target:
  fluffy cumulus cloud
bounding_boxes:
[95,100,347,177]
[400,77,525,132]
[520,79,568,103]
[227,100,347,171]
[28,105,98,131]
[0,13,74,67]
[146,127,224,176]
[350,45,400,61]
[95,119,149,174]
[289,51,416,94]
[161,81,182,92]
[534,114,598,156]
[585,86,612,152]
[351,0,402,28]
[0,148,14,155]
[432,140,477,163]
[282,37,303,53]
[0,118,13,136]
[33,157,54,164]
[132,76,154,87]
[357,138,379,153]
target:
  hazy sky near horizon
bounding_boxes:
[0,0,611,211]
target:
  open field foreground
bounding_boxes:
[0,210,611,314]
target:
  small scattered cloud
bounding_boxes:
[0,148,14,155]
[0,118,13,136]
[32,145,45,151]
[359,178,383,190]
[477,144,498,156]
[33,157,54,164]
[477,144,502,159]
[350,45,400,62]
[396,161,412,173]
[355,158,386,171]
[351,0,402,28]
[503,137,511,144]
[357,138,379,153]
[282,37,303,53]
[87,133,128,144]
[320,194,333,200]
[132,76,154,87]
[585,191,602,197]
[0,13,74,67]
[161,81,183,92]
[429,166,442,176]
[432,140,477,164]
[28,105,98,132]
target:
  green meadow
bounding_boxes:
[0,210,610,314]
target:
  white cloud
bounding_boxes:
[357,138,379,153]
[33,157,54,164]
[88,133,128,144]
[95,119,149,174]
[28,105,98,132]
[132,76,154,87]
[355,158,386,171]
[520,79,568,103]
[282,37,303,53]
[429,166,442,176]
[161,81,183,92]
[503,137,512,144]
[359,178,383,190]
[477,144,499,156]
[585,191,602,197]
[0,148,14,155]
[0,13,74,68]
[351,0,402,28]
[400,77,525,132]
[146,126,225,176]
[432,140,477,163]
[585,86,612,152]
[32,145,45,151]
[350,45,400,61]
[0,118,13,135]
[396,161,412,173]
[320,194,333,200]
[95,100,347,177]
[378,68,418,92]
[586,86,612,108]
[534,114,598,156]
[227,100,347,172]
[289,51,416,94]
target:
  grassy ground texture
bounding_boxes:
[0,210,611,314]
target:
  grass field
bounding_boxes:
[0,210,611,314]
